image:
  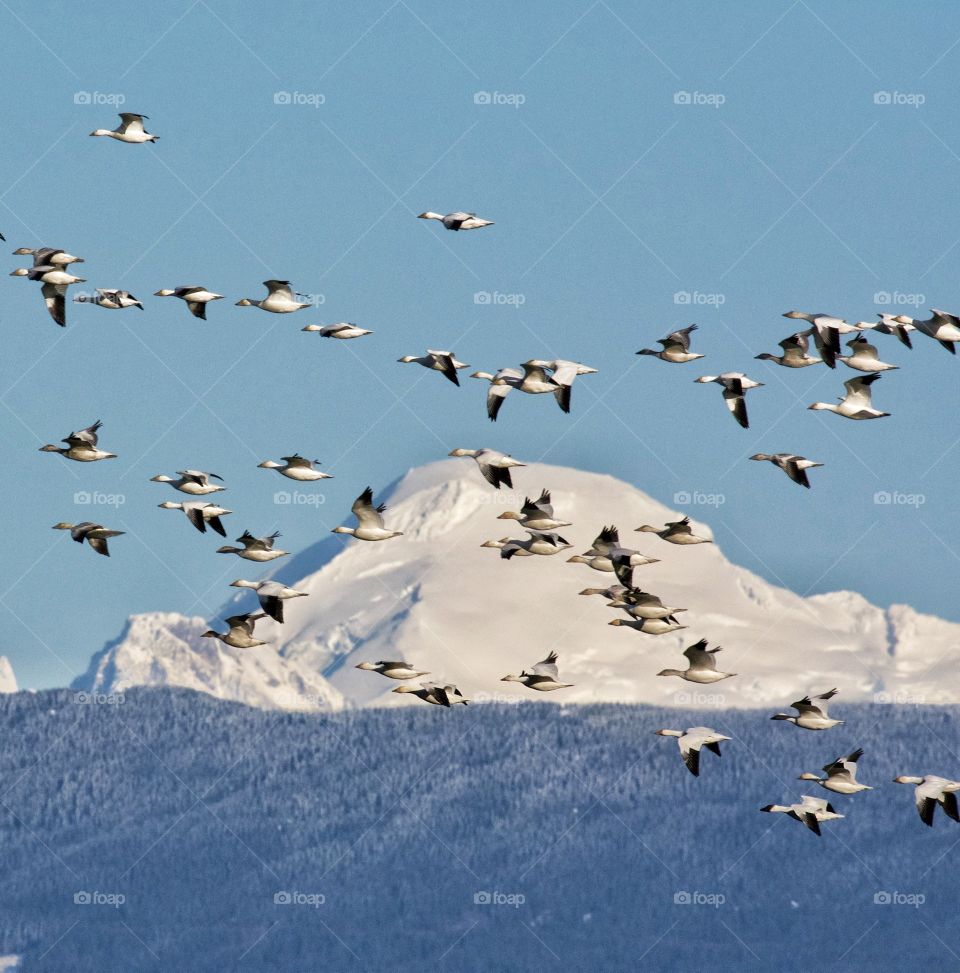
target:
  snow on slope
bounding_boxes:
[77,460,959,710]
[0,658,16,694]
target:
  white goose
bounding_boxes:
[158,500,232,537]
[10,266,86,327]
[74,288,143,310]
[235,280,311,313]
[230,580,308,623]
[392,682,470,706]
[479,537,534,557]
[217,530,289,562]
[609,615,687,635]
[782,311,859,368]
[755,331,822,368]
[656,727,731,776]
[799,749,872,794]
[770,689,842,730]
[636,324,703,364]
[417,211,493,231]
[487,529,572,559]
[355,660,430,680]
[150,470,225,496]
[888,309,960,354]
[154,286,225,320]
[808,373,889,420]
[89,112,158,143]
[892,775,960,826]
[12,247,84,268]
[501,652,573,692]
[657,639,734,682]
[568,525,660,582]
[760,795,844,836]
[694,373,763,429]
[838,334,898,372]
[635,517,711,545]
[40,420,116,462]
[873,313,915,348]
[52,521,124,557]
[448,448,525,489]
[496,489,571,531]
[398,349,469,386]
[332,487,402,541]
[257,455,332,481]
[469,368,523,421]
[749,453,823,489]
[201,612,268,649]
[606,588,686,620]
[525,359,598,413]
[302,323,372,339]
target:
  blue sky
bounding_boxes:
[2,1,959,688]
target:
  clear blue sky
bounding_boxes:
[2,1,959,688]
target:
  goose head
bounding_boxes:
[397,356,417,363]
[798,772,823,782]
[301,324,323,332]
[39,444,65,453]
[157,501,182,510]
[500,673,525,683]
[331,526,356,535]
[235,298,254,307]
[470,371,495,381]
[480,539,506,549]
[655,729,683,738]
[496,511,522,521]
[417,212,443,221]
[51,522,75,530]
[149,474,175,482]
[216,545,241,554]
[89,128,114,137]
[770,713,797,723]
[448,448,477,458]
[807,402,833,411]
[355,662,378,671]
[391,685,418,694]
[257,460,283,469]
[749,453,773,462]
[656,668,685,677]
[635,348,659,357]
[9,268,30,277]
[892,776,924,785]
[754,353,777,361]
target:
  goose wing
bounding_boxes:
[841,373,880,408]
[846,334,879,360]
[589,525,620,555]
[264,280,295,301]
[522,490,553,518]
[429,351,460,386]
[659,324,697,353]
[352,487,386,529]
[682,638,715,669]
[64,420,102,448]
[782,457,812,489]
[280,454,314,469]
[41,282,67,326]
[117,112,147,135]
[530,651,560,680]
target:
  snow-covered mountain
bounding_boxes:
[75,460,959,710]
[0,658,16,694]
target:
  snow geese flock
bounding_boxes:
[14,110,957,836]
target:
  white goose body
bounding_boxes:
[356,660,430,680]
[501,652,573,692]
[40,420,116,462]
[749,453,823,489]
[760,795,844,835]
[302,323,372,339]
[398,350,470,386]
[236,280,311,313]
[217,531,289,561]
[89,112,158,143]
[799,749,872,794]
[808,373,889,420]
[656,639,733,681]
[448,448,525,489]
[636,324,703,363]
[332,487,402,542]
[893,775,960,826]
[770,688,842,730]
[158,501,232,537]
[656,727,730,776]
[230,580,308,623]
[838,334,898,372]
[694,372,764,429]
[417,211,493,231]
[154,286,224,320]
[496,489,571,531]
[150,470,225,496]
[258,455,332,481]
[202,612,268,649]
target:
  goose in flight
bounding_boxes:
[479,537,535,556]
[838,334,898,372]
[578,582,631,600]
[782,311,859,368]
[235,280,311,313]
[417,211,493,231]
[754,331,822,368]
[656,727,731,776]
[40,420,116,462]
[332,487,403,541]
[89,112,158,143]
[487,530,572,559]
[694,373,763,428]
[636,324,704,363]
[606,588,686,620]
[448,448,525,489]
[12,247,84,268]
[609,615,687,635]
[469,368,523,421]
[150,470,225,496]
[217,530,289,562]
[302,323,372,339]
[10,266,86,327]
[808,373,889,420]
[52,521,124,557]
[392,682,470,706]
[355,660,430,680]
[760,795,844,836]
[635,517,711,545]
[398,349,470,386]
[569,525,659,581]
[154,286,225,320]
[799,749,872,794]
[74,288,143,310]
[230,580,308,623]
[257,455,332,481]
[158,500,232,537]
[770,688,842,730]
[201,612,268,649]
[657,639,734,682]
[873,313,915,348]
[892,775,960,827]
[749,453,823,489]
[525,359,598,413]
[887,309,960,354]
[497,489,571,531]
[501,651,573,691]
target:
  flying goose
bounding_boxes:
[501,651,573,691]
[398,349,469,386]
[656,727,731,776]
[873,313,915,348]
[497,489,571,531]
[749,453,823,489]
[52,521,124,556]
[799,749,872,794]
[760,795,844,835]
[837,334,898,372]
[201,612,268,649]
[154,286,225,320]
[417,211,493,231]
[257,455,332,481]
[488,530,572,559]
[606,588,686,619]
[10,266,86,326]
[392,682,470,705]
[609,615,687,635]
[568,525,659,581]
[782,311,859,368]
[770,689,842,730]
[525,359,598,413]
[886,309,960,353]
[74,288,143,310]
[229,580,308,623]
[636,324,704,363]
[331,487,402,541]
[448,448,525,489]
[694,373,764,428]
[754,331,822,368]
[40,419,116,462]
[235,280,311,313]
[635,517,711,545]
[158,501,232,537]
[579,583,631,600]
[150,470,225,496]
[657,639,734,682]
[89,112,158,143]
[892,775,960,826]
[469,368,523,421]
[217,530,289,561]
[808,373,889,420]
[355,660,430,680]
[302,323,372,339]
[12,247,84,268]
[479,537,535,556]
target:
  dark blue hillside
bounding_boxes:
[0,690,955,971]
